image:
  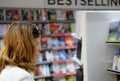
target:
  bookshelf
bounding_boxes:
[106,21,120,81]
[0,8,77,81]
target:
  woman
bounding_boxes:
[0,22,41,81]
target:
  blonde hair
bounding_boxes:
[0,22,40,72]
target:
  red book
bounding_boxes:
[64,36,74,46]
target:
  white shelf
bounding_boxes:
[36,61,52,65]
[106,41,120,45]
[0,20,75,24]
[34,74,53,79]
[107,68,120,75]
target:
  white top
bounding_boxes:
[0,66,35,81]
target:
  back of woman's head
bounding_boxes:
[0,22,41,72]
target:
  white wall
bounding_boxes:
[85,12,120,81]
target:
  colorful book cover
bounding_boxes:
[66,11,74,20]
[50,10,56,20]
[42,9,48,21]
[58,50,66,60]
[39,65,43,76]
[65,75,75,81]
[38,9,43,20]
[117,22,120,41]
[21,9,29,20]
[107,21,119,42]
[6,9,13,21]
[49,23,59,34]
[29,9,34,21]
[64,36,74,46]
[52,37,59,47]
[13,9,21,21]
[33,9,39,21]
[63,23,71,33]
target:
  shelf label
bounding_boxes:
[45,0,120,10]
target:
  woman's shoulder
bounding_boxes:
[5,66,30,75]
[0,66,34,81]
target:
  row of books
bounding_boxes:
[0,9,74,21]
[40,23,75,36]
[37,50,77,62]
[34,62,75,77]
[35,64,50,76]
[52,62,75,74]
[107,21,120,42]
[41,36,78,50]
[0,23,75,37]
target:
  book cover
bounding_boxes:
[66,11,74,20]
[13,9,21,21]
[49,23,59,34]
[21,9,29,20]
[59,63,66,73]
[50,10,56,20]
[65,75,75,81]
[52,37,59,47]
[107,21,119,42]
[33,9,39,21]
[63,23,71,33]
[42,9,48,21]
[6,9,12,21]
[58,50,67,60]
[29,9,34,21]
[64,36,74,46]
[39,65,43,76]
[38,9,43,20]
[52,64,60,74]
[66,62,75,72]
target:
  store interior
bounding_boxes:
[0,0,120,81]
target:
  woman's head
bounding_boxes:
[0,22,41,72]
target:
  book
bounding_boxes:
[33,9,39,21]
[49,23,59,34]
[6,9,13,21]
[66,11,74,20]
[63,23,71,33]
[13,9,21,20]
[107,21,119,42]
[49,10,56,20]
[29,9,34,21]
[58,50,66,60]
[21,9,29,20]
[64,36,74,46]
[42,9,48,21]
[38,9,43,20]
[56,10,67,20]
[66,62,75,72]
